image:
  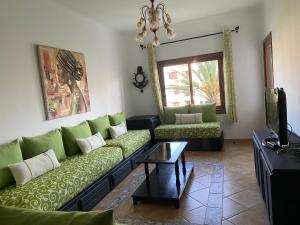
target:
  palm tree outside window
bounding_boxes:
[157,52,225,114]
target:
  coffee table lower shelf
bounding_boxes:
[132,162,193,208]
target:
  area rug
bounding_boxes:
[97,160,224,225]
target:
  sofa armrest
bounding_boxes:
[126,115,160,140]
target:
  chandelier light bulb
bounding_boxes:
[152,35,160,46]
[135,31,145,42]
[136,0,176,46]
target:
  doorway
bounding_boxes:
[263,33,274,89]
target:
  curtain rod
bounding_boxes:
[140,26,239,50]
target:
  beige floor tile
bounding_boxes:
[195,174,212,187]
[223,181,245,197]
[188,188,210,205]
[184,178,207,194]
[223,198,248,219]
[228,189,264,208]
[183,206,207,224]
[222,219,235,225]
[228,205,269,225]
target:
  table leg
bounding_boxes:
[144,163,150,187]
[175,160,180,189]
[155,163,159,174]
[181,152,186,176]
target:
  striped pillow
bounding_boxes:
[76,132,106,155]
[8,149,60,186]
[175,113,203,124]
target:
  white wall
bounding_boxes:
[122,5,266,139]
[0,0,127,144]
[264,0,300,135]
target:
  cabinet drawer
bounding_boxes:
[111,161,132,187]
[59,200,80,211]
[79,177,110,211]
[131,150,144,169]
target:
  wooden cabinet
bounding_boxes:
[253,130,300,225]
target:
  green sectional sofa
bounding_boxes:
[154,103,224,150]
[0,113,152,213]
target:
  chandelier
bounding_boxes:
[136,0,176,46]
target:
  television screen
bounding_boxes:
[265,88,288,146]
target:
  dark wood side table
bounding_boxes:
[126,115,160,141]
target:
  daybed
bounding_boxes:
[0,113,152,213]
[154,103,224,150]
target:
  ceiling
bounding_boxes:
[53,0,262,31]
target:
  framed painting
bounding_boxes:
[37,45,91,120]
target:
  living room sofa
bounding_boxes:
[0,113,151,212]
[154,103,224,150]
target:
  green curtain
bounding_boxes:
[223,30,238,122]
[147,44,165,123]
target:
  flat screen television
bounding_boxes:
[265,88,288,146]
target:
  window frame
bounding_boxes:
[157,52,226,114]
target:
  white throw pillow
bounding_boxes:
[8,149,60,186]
[109,122,127,139]
[175,113,203,124]
[76,132,106,155]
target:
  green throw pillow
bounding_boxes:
[0,206,113,225]
[164,105,189,124]
[189,103,217,122]
[22,130,66,161]
[0,140,23,189]
[109,112,126,126]
[61,121,92,156]
[88,115,110,139]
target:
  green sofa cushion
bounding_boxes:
[0,140,23,189]
[22,130,66,161]
[106,130,150,158]
[154,122,222,139]
[87,115,110,139]
[164,105,189,124]
[0,147,123,210]
[0,206,113,225]
[62,122,92,156]
[189,103,217,122]
[109,112,126,126]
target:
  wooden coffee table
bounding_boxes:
[132,142,193,208]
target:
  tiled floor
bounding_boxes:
[95,140,269,225]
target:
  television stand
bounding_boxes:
[253,130,300,225]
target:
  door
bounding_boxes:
[263,33,274,89]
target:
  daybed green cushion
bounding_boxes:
[154,122,222,139]
[0,206,113,225]
[189,103,217,122]
[164,105,189,124]
[0,140,23,189]
[106,130,150,158]
[22,130,66,161]
[87,115,110,139]
[62,122,92,156]
[109,112,126,126]
[0,147,123,211]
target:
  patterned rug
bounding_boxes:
[98,160,224,225]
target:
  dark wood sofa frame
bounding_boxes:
[156,132,224,151]
[59,141,153,211]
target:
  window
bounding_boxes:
[157,52,225,114]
